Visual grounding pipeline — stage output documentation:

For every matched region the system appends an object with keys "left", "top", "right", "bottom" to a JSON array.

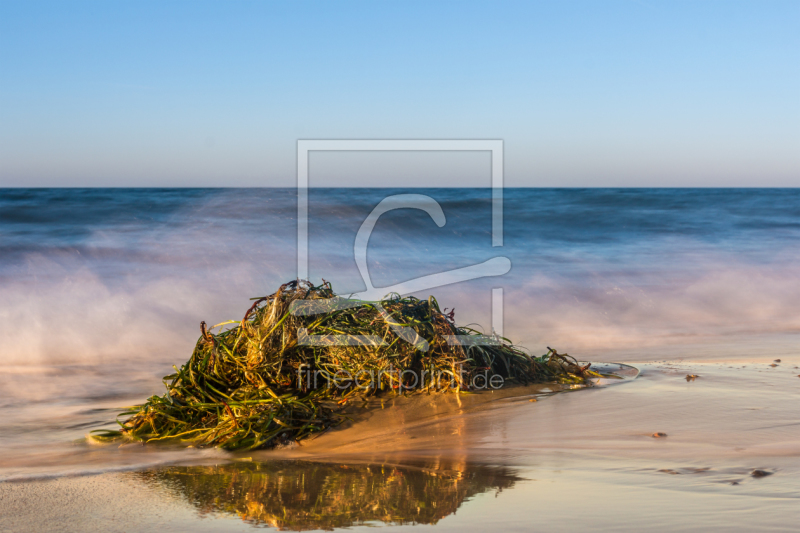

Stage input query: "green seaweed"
[{"left": 96, "top": 280, "right": 596, "bottom": 450}]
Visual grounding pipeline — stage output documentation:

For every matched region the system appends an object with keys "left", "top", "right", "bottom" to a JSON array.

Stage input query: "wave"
[{"left": 1, "top": 188, "right": 799, "bottom": 369}]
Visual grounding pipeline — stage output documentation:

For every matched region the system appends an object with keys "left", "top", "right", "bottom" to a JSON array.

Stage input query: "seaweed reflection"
[{"left": 133, "top": 460, "right": 521, "bottom": 530}]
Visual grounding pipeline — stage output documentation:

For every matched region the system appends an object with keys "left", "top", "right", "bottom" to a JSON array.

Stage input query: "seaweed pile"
[{"left": 93, "top": 280, "right": 596, "bottom": 450}]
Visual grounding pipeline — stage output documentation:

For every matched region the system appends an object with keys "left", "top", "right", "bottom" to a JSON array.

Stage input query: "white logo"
[{"left": 295, "top": 140, "right": 507, "bottom": 349}]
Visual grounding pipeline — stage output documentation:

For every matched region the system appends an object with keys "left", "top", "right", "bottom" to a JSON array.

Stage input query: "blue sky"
[{"left": 1, "top": 0, "right": 798, "bottom": 187}]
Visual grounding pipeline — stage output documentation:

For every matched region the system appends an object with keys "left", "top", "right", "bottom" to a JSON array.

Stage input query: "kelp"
[{"left": 92, "top": 280, "right": 597, "bottom": 450}]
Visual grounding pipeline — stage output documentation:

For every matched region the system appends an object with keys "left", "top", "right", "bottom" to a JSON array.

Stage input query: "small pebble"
[
  {"left": 774, "top": 359, "right": 781, "bottom": 363},
  {"left": 751, "top": 469, "right": 773, "bottom": 478},
  {"left": 769, "top": 364, "right": 778, "bottom": 367},
  {"left": 685, "top": 374, "right": 698, "bottom": 381},
  {"left": 652, "top": 432, "right": 667, "bottom": 438},
  {"left": 529, "top": 399, "right": 537, "bottom": 402}
]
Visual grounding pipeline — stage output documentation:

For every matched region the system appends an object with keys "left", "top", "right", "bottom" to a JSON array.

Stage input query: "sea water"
[{"left": 1, "top": 188, "right": 798, "bottom": 531}]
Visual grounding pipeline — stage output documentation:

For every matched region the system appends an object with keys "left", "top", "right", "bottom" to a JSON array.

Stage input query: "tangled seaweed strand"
[{"left": 93, "top": 280, "right": 596, "bottom": 450}]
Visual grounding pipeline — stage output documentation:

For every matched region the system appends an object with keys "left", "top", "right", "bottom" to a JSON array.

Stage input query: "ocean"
[{"left": 1, "top": 188, "right": 799, "bottom": 531}]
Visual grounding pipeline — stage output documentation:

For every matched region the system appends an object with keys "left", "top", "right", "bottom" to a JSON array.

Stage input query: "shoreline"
[{"left": 2, "top": 358, "right": 799, "bottom": 531}]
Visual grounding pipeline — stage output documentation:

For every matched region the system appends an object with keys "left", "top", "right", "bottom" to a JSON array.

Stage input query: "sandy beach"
[
  {"left": 2, "top": 189, "right": 800, "bottom": 531},
  {"left": 3, "top": 352, "right": 799, "bottom": 532}
]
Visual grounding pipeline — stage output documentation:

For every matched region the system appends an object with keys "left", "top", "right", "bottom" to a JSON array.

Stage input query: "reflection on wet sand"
[{"left": 132, "top": 460, "right": 521, "bottom": 530}]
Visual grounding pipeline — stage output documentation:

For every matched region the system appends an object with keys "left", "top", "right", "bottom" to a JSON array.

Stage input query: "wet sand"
[{"left": 2, "top": 356, "right": 799, "bottom": 532}]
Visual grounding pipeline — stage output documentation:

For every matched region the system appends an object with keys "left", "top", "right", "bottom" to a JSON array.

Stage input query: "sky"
[{"left": 0, "top": 0, "right": 798, "bottom": 187}]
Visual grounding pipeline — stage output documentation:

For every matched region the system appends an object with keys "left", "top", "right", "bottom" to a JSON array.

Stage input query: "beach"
[
  {"left": 2, "top": 357, "right": 799, "bottom": 532},
  {"left": 1, "top": 188, "right": 799, "bottom": 531}
]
